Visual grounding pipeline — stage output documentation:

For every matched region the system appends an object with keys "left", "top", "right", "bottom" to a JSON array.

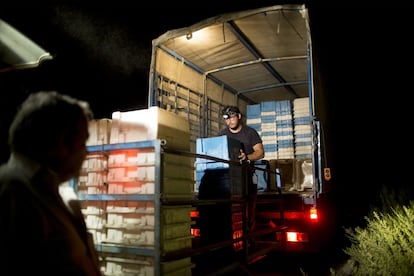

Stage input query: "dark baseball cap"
[{"left": 222, "top": 106, "right": 241, "bottom": 119}]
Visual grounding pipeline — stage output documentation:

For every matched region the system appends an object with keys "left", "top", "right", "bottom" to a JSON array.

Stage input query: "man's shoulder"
[{"left": 217, "top": 128, "right": 228, "bottom": 135}]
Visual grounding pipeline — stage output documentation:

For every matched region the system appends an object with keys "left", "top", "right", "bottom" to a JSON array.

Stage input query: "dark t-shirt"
[{"left": 218, "top": 125, "right": 262, "bottom": 155}]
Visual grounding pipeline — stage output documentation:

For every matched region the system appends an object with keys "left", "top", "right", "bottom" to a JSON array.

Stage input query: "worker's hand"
[{"left": 238, "top": 149, "right": 250, "bottom": 164}]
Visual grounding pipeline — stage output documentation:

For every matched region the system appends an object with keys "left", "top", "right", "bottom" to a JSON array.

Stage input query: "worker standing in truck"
[{"left": 218, "top": 105, "right": 265, "bottom": 238}]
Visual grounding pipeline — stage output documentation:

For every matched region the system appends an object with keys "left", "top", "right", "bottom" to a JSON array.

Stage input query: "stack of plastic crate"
[
  {"left": 293, "top": 97, "right": 312, "bottom": 159},
  {"left": 276, "top": 100, "right": 295, "bottom": 159},
  {"left": 260, "top": 101, "right": 278, "bottom": 160},
  {"left": 76, "top": 106, "right": 196, "bottom": 275},
  {"left": 246, "top": 103, "right": 262, "bottom": 136}
]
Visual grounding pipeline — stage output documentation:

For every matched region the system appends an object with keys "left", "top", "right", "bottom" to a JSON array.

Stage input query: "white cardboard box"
[{"left": 110, "top": 106, "right": 191, "bottom": 151}]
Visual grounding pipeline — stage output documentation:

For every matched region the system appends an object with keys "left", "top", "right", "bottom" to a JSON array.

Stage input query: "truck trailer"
[{"left": 146, "top": 3, "right": 336, "bottom": 270}]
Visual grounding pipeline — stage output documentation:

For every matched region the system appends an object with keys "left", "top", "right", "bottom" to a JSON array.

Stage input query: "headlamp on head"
[
  {"left": 222, "top": 106, "right": 241, "bottom": 119},
  {"left": 222, "top": 111, "right": 238, "bottom": 119}
]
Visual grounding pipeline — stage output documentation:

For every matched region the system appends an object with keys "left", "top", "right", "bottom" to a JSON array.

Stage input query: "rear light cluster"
[
  {"left": 190, "top": 210, "right": 200, "bottom": 237},
  {"left": 233, "top": 230, "right": 244, "bottom": 251},
  {"left": 190, "top": 210, "right": 245, "bottom": 251},
  {"left": 190, "top": 207, "right": 319, "bottom": 245},
  {"left": 287, "top": 231, "right": 309, "bottom": 242},
  {"left": 276, "top": 231, "right": 309, "bottom": 242}
]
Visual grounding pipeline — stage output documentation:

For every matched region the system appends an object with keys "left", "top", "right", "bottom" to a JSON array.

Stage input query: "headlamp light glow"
[{"left": 223, "top": 111, "right": 238, "bottom": 119}]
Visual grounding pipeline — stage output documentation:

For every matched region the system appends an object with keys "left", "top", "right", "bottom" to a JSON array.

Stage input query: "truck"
[
  {"left": 146, "top": 3, "right": 336, "bottom": 271},
  {"left": 0, "top": 4, "right": 337, "bottom": 274}
]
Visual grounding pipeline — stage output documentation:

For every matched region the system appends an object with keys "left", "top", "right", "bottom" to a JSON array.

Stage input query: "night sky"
[
  {"left": 0, "top": 2, "right": 364, "bottom": 117},
  {"left": 1, "top": 1, "right": 411, "bottom": 220}
]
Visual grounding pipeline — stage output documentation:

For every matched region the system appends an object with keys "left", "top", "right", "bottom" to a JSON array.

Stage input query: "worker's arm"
[
  {"left": 239, "top": 143, "right": 265, "bottom": 163},
  {"left": 248, "top": 142, "right": 264, "bottom": 161}
]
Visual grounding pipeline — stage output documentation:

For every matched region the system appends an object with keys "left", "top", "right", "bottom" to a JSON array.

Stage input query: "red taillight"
[
  {"left": 190, "top": 210, "right": 199, "bottom": 218},
  {"left": 233, "top": 230, "right": 244, "bottom": 251},
  {"left": 309, "top": 207, "right": 318, "bottom": 221},
  {"left": 191, "top": 228, "right": 200, "bottom": 236}
]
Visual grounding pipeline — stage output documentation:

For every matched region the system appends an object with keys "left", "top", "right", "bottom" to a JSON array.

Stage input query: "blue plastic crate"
[{"left": 195, "top": 136, "right": 243, "bottom": 195}]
